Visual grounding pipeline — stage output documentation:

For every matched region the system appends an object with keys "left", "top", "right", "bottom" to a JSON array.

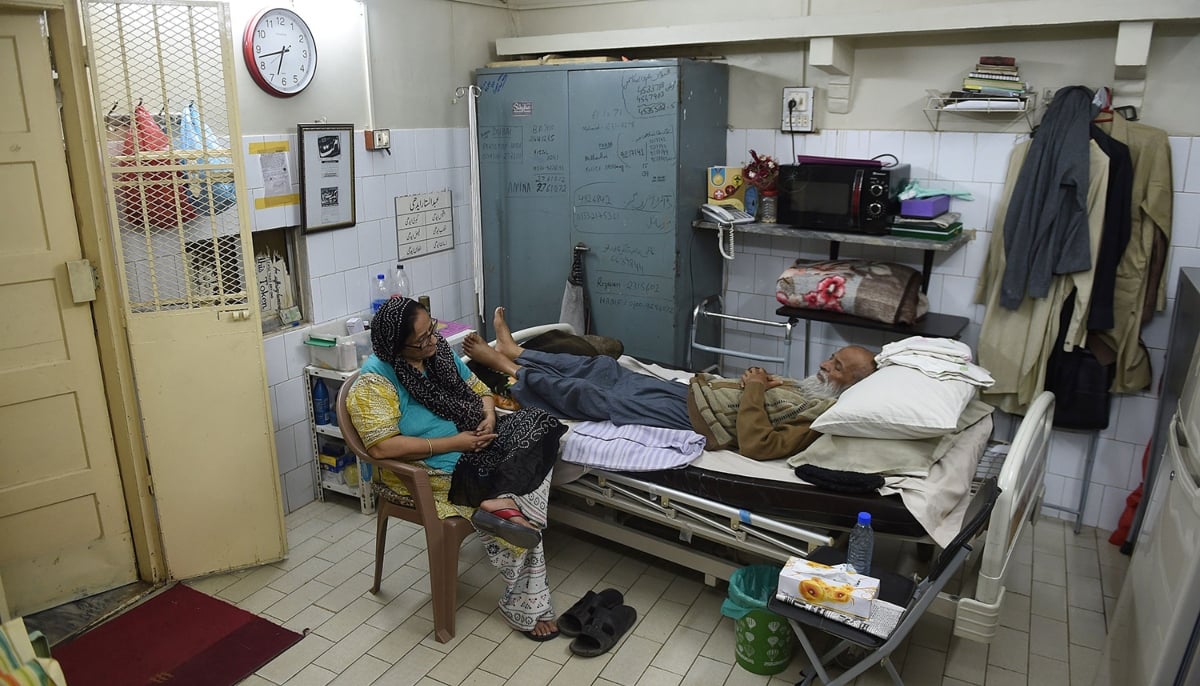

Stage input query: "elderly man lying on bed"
[{"left": 462, "top": 307, "right": 877, "bottom": 461}]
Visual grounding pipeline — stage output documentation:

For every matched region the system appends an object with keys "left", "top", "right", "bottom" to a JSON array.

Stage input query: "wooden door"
[{"left": 0, "top": 10, "right": 138, "bottom": 617}]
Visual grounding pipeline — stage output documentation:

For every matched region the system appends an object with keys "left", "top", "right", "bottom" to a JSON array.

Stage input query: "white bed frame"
[{"left": 497, "top": 324, "right": 1053, "bottom": 644}]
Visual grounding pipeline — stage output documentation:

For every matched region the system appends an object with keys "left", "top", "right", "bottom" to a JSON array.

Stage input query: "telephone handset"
[{"left": 701, "top": 203, "right": 754, "bottom": 225}]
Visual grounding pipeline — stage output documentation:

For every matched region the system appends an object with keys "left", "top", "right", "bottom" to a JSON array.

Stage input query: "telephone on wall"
[{"left": 701, "top": 203, "right": 754, "bottom": 225}]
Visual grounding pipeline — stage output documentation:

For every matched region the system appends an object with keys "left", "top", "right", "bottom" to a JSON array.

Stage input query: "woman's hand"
[
  {"left": 475, "top": 409, "right": 496, "bottom": 436},
  {"left": 457, "top": 430, "right": 497, "bottom": 452},
  {"left": 741, "top": 366, "right": 783, "bottom": 390}
]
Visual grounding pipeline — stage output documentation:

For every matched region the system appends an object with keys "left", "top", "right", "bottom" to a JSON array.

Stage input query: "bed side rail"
[{"left": 954, "top": 391, "right": 1054, "bottom": 642}]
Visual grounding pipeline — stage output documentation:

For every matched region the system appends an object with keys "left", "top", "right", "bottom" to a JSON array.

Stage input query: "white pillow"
[{"left": 810, "top": 364, "right": 976, "bottom": 439}]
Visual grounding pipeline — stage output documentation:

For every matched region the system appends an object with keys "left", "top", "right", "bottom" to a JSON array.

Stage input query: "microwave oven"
[{"left": 776, "top": 160, "right": 910, "bottom": 234}]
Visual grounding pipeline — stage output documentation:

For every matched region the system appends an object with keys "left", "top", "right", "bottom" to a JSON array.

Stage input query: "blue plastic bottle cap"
[{"left": 857, "top": 512, "right": 871, "bottom": 525}]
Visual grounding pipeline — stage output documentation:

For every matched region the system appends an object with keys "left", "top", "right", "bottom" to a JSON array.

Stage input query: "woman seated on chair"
[{"left": 345, "top": 297, "right": 566, "bottom": 641}]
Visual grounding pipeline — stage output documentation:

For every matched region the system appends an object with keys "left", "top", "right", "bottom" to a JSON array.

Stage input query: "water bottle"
[
  {"left": 392, "top": 263, "right": 411, "bottom": 300},
  {"left": 312, "top": 379, "right": 331, "bottom": 425},
  {"left": 846, "top": 511, "right": 874, "bottom": 575},
  {"left": 371, "top": 273, "right": 391, "bottom": 313}
]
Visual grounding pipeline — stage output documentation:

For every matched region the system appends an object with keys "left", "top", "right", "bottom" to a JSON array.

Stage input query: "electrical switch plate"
[
  {"left": 366, "top": 128, "right": 391, "bottom": 151},
  {"left": 781, "top": 86, "right": 815, "bottom": 133}
]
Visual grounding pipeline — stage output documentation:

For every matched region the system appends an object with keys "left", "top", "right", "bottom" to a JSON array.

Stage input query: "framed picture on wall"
[{"left": 298, "top": 123, "right": 356, "bottom": 232}]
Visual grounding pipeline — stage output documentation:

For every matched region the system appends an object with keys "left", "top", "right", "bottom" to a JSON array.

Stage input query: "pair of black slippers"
[{"left": 559, "top": 588, "right": 637, "bottom": 657}]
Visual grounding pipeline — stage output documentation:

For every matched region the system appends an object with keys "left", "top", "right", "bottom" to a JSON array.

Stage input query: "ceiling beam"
[{"left": 495, "top": 0, "right": 1200, "bottom": 55}]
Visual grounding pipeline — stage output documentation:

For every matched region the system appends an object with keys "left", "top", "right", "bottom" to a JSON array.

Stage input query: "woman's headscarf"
[{"left": 370, "top": 297, "right": 483, "bottom": 431}]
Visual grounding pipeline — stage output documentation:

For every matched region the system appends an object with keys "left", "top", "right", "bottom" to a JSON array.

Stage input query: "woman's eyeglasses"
[{"left": 404, "top": 319, "right": 439, "bottom": 349}]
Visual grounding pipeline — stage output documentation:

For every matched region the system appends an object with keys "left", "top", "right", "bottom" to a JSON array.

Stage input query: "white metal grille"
[{"left": 86, "top": 0, "right": 246, "bottom": 312}]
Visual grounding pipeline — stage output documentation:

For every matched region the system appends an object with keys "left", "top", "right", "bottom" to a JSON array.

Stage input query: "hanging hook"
[
  {"left": 108, "top": 101, "right": 118, "bottom": 116},
  {"left": 159, "top": 100, "right": 167, "bottom": 116},
  {"left": 136, "top": 97, "right": 143, "bottom": 108}
]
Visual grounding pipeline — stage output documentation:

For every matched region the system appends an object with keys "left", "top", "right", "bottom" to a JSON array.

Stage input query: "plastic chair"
[
  {"left": 767, "top": 477, "right": 1001, "bottom": 686},
  {"left": 335, "top": 372, "right": 476, "bottom": 643}
]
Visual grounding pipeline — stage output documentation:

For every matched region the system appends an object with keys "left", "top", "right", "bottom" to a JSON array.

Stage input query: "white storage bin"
[{"left": 306, "top": 317, "right": 372, "bottom": 371}]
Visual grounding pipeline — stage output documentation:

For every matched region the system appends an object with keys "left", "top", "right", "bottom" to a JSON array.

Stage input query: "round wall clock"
[{"left": 242, "top": 7, "right": 317, "bottom": 97}]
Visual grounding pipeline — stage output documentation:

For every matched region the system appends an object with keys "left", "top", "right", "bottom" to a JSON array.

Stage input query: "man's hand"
[{"left": 741, "top": 366, "right": 783, "bottom": 390}]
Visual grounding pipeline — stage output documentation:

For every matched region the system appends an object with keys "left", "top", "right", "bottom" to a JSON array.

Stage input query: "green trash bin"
[{"left": 721, "top": 564, "right": 794, "bottom": 675}]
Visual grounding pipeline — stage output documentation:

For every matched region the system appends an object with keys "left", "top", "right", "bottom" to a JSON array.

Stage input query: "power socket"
[
  {"left": 365, "top": 128, "right": 391, "bottom": 151},
  {"left": 781, "top": 86, "right": 814, "bottom": 133}
]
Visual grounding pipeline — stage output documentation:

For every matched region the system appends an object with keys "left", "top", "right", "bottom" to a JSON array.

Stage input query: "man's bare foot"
[
  {"left": 479, "top": 497, "right": 537, "bottom": 531},
  {"left": 493, "top": 307, "right": 523, "bottom": 360},
  {"left": 463, "top": 333, "right": 521, "bottom": 378}
]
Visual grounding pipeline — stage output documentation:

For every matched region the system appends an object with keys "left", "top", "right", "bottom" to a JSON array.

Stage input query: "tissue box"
[
  {"left": 707, "top": 166, "right": 748, "bottom": 211},
  {"left": 899, "top": 194, "right": 950, "bottom": 219},
  {"left": 777, "top": 556, "right": 879, "bottom": 619}
]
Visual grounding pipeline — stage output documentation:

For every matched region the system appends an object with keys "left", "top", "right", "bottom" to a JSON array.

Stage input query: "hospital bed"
[{"left": 496, "top": 323, "right": 1053, "bottom": 644}]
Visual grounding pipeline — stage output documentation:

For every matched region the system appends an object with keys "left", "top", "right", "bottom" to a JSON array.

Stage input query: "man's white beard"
[{"left": 797, "top": 372, "right": 844, "bottom": 400}]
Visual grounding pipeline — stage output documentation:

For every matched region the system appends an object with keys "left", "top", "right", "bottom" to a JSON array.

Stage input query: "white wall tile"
[
  {"left": 412, "top": 129, "right": 436, "bottom": 170},
  {"left": 972, "top": 133, "right": 1018, "bottom": 183},
  {"left": 291, "top": 422, "right": 313, "bottom": 472},
  {"left": 940, "top": 274, "right": 977, "bottom": 318},
  {"left": 934, "top": 132, "right": 976, "bottom": 182},
  {"left": 806, "top": 130, "right": 837, "bottom": 158},
  {"left": 868, "top": 131, "right": 905, "bottom": 162},
  {"left": 743, "top": 129, "right": 775, "bottom": 164},
  {"left": 283, "top": 465, "right": 316, "bottom": 514},
  {"left": 268, "top": 384, "right": 279, "bottom": 432},
  {"left": 264, "top": 332, "right": 289, "bottom": 387},
  {"left": 343, "top": 267, "right": 370, "bottom": 315},
  {"left": 353, "top": 130, "right": 373, "bottom": 178},
  {"left": 254, "top": 187, "right": 286, "bottom": 232},
  {"left": 902, "top": 131, "right": 936, "bottom": 181},
  {"left": 1166, "top": 246, "right": 1200, "bottom": 300},
  {"left": 332, "top": 226, "right": 360, "bottom": 272},
  {"left": 275, "top": 376, "right": 308, "bottom": 429},
  {"left": 308, "top": 278, "right": 325, "bottom": 326},
  {"left": 357, "top": 218, "right": 383, "bottom": 266},
  {"left": 243, "top": 135, "right": 266, "bottom": 188},
  {"left": 450, "top": 128, "right": 470, "bottom": 168},
  {"left": 391, "top": 129, "right": 416, "bottom": 173},
  {"left": 406, "top": 171, "right": 429, "bottom": 195},
  {"left": 1048, "top": 430, "right": 1090, "bottom": 477},
  {"left": 950, "top": 181, "right": 993, "bottom": 232},
  {"left": 724, "top": 129, "right": 747, "bottom": 167},
  {"left": 841, "top": 131, "right": 871, "bottom": 160},
  {"left": 1168, "top": 136, "right": 1191, "bottom": 193},
  {"left": 774, "top": 131, "right": 803, "bottom": 164},
  {"left": 283, "top": 187, "right": 301, "bottom": 228},
  {"left": 307, "top": 230, "right": 336, "bottom": 278},
  {"left": 1172, "top": 192, "right": 1200, "bottom": 248},
  {"left": 1186, "top": 139, "right": 1200, "bottom": 194},
  {"left": 319, "top": 273, "right": 349, "bottom": 320},
  {"left": 432, "top": 128, "right": 454, "bottom": 169},
  {"left": 275, "top": 424, "right": 301, "bottom": 473},
  {"left": 283, "top": 327, "right": 311, "bottom": 378},
  {"left": 1042, "top": 473, "right": 1068, "bottom": 511},
  {"left": 1095, "top": 484, "right": 1129, "bottom": 532}
]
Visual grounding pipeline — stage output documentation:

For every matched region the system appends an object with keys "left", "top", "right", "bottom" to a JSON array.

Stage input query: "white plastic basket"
[{"left": 306, "top": 317, "right": 371, "bottom": 371}]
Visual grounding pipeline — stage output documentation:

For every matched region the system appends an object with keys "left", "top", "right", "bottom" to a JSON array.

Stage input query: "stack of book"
[
  {"left": 890, "top": 211, "right": 963, "bottom": 241},
  {"left": 956, "top": 55, "right": 1028, "bottom": 100}
]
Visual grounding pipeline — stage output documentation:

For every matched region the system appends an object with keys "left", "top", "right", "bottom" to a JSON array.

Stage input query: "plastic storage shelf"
[{"left": 305, "top": 365, "right": 375, "bottom": 514}]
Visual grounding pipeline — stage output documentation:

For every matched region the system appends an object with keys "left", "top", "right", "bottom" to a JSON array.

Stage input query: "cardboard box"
[
  {"left": 708, "top": 166, "right": 748, "bottom": 211},
  {"left": 777, "top": 556, "right": 879, "bottom": 619}
]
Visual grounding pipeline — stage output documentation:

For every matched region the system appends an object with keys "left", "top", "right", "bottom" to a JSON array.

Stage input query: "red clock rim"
[{"left": 242, "top": 6, "right": 316, "bottom": 98}]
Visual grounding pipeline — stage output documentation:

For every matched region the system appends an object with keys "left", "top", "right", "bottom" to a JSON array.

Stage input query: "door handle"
[
  {"left": 219, "top": 308, "right": 252, "bottom": 322},
  {"left": 66, "top": 259, "right": 97, "bottom": 303}
]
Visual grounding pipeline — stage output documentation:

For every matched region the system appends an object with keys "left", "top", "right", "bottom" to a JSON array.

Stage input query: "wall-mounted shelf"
[{"left": 922, "top": 90, "right": 1038, "bottom": 132}]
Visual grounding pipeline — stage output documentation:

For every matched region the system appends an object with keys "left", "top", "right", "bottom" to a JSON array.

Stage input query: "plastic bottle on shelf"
[
  {"left": 312, "top": 378, "right": 331, "bottom": 425},
  {"left": 392, "top": 263, "right": 411, "bottom": 300},
  {"left": 370, "top": 272, "right": 391, "bottom": 313},
  {"left": 846, "top": 511, "right": 874, "bottom": 575}
]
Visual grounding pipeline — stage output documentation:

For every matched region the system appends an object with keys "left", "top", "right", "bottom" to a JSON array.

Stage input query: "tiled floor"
[{"left": 186, "top": 495, "right": 1129, "bottom": 686}]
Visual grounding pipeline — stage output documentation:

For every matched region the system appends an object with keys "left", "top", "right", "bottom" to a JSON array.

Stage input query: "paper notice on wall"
[{"left": 260, "top": 152, "right": 292, "bottom": 198}]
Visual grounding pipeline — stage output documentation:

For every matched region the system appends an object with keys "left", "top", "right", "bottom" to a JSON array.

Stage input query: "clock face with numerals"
[{"left": 242, "top": 7, "right": 317, "bottom": 97}]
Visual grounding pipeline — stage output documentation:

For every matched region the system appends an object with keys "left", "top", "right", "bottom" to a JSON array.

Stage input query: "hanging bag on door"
[
  {"left": 116, "top": 104, "right": 197, "bottom": 229},
  {"left": 176, "top": 102, "right": 237, "bottom": 216}
]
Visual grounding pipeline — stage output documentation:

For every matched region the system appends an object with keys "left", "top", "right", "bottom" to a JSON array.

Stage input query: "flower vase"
[{"left": 759, "top": 189, "right": 778, "bottom": 224}]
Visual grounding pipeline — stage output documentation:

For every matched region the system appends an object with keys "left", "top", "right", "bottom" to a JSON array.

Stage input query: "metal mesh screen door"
[{"left": 85, "top": 0, "right": 246, "bottom": 313}]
